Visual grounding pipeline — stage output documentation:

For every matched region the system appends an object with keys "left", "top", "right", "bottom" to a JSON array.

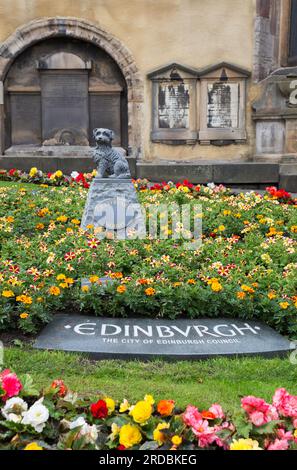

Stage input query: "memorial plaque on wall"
[
  {"left": 41, "top": 72, "right": 89, "bottom": 144},
  {"left": 10, "top": 93, "right": 41, "bottom": 145},
  {"left": 89, "top": 93, "right": 121, "bottom": 145},
  {"left": 207, "top": 82, "right": 239, "bottom": 128},
  {"left": 158, "top": 81, "right": 190, "bottom": 129}
]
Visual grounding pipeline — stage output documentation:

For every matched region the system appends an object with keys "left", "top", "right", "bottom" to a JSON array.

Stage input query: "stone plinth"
[{"left": 81, "top": 177, "right": 145, "bottom": 239}]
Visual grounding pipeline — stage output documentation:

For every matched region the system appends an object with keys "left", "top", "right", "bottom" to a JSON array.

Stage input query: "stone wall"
[
  {"left": 0, "top": 0, "right": 255, "bottom": 162},
  {"left": 253, "top": 0, "right": 281, "bottom": 82}
]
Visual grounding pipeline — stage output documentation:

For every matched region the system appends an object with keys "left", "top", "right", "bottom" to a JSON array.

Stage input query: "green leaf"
[
  {"left": 20, "top": 374, "right": 39, "bottom": 397},
  {"left": 253, "top": 420, "right": 283, "bottom": 436},
  {"left": 139, "top": 441, "right": 159, "bottom": 450}
]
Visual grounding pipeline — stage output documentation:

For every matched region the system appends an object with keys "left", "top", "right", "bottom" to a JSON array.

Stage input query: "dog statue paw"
[{"left": 92, "top": 128, "right": 131, "bottom": 179}]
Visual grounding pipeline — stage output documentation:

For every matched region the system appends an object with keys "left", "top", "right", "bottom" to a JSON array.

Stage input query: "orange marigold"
[
  {"left": 145, "top": 287, "right": 156, "bottom": 296},
  {"left": 117, "top": 285, "right": 126, "bottom": 294}
]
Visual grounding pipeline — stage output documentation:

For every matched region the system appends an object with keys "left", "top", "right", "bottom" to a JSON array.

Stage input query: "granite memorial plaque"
[
  {"left": 41, "top": 71, "right": 89, "bottom": 144},
  {"left": 89, "top": 94, "right": 121, "bottom": 146},
  {"left": 10, "top": 93, "right": 41, "bottom": 145},
  {"left": 207, "top": 82, "right": 239, "bottom": 129},
  {"left": 34, "top": 315, "right": 294, "bottom": 360},
  {"left": 158, "top": 82, "right": 190, "bottom": 129}
]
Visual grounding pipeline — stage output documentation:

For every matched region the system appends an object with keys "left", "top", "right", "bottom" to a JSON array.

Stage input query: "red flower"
[
  {"left": 150, "top": 183, "right": 163, "bottom": 191},
  {"left": 51, "top": 379, "right": 68, "bottom": 397},
  {"left": 8, "top": 169, "right": 17, "bottom": 177},
  {"left": 117, "top": 445, "right": 126, "bottom": 450},
  {"left": 201, "top": 410, "right": 216, "bottom": 420},
  {"left": 90, "top": 399, "right": 108, "bottom": 419},
  {"left": 0, "top": 369, "right": 22, "bottom": 401},
  {"left": 64, "top": 252, "right": 76, "bottom": 261}
]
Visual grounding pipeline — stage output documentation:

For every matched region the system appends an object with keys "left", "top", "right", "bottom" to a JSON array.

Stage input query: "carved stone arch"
[{"left": 0, "top": 17, "right": 144, "bottom": 156}]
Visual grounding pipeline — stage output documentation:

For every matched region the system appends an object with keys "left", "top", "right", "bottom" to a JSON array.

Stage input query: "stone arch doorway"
[{"left": 0, "top": 17, "right": 143, "bottom": 160}]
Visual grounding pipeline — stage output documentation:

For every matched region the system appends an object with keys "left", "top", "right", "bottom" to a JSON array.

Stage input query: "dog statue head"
[{"left": 93, "top": 128, "right": 115, "bottom": 146}]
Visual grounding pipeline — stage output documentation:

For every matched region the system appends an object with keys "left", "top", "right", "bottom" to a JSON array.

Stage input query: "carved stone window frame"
[
  {"left": 148, "top": 63, "right": 199, "bottom": 144},
  {"left": 198, "top": 63, "right": 250, "bottom": 145}
]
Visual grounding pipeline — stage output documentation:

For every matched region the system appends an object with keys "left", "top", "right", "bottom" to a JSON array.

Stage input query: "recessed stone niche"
[{"left": 4, "top": 37, "right": 127, "bottom": 150}]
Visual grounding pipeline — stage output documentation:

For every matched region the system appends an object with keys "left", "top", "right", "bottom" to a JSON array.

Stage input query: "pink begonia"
[
  {"left": 192, "top": 419, "right": 217, "bottom": 448},
  {"left": 250, "top": 411, "right": 266, "bottom": 427},
  {"left": 0, "top": 369, "right": 22, "bottom": 401},
  {"left": 241, "top": 395, "right": 278, "bottom": 426},
  {"left": 183, "top": 405, "right": 202, "bottom": 428},
  {"left": 209, "top": 403, "right": 225, "bottom": 419},
  {"left": 273, "top": 388, "right": 297, "bottom": 418},
  {"left": 267, "top": 439, "right": 290, "bottom": 451},
  {"left": 241, "top": 396, "right": 270, "bottom": 414},
  {"left": 277, "top": 429, "right": 293, "bottom": 441}
]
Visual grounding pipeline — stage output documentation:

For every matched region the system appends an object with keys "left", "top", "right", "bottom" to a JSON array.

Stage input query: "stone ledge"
[
  {"left": 1, "top": 157, "right": 296, "bottom": 191},
  {"left": 137, "top": 162, "right": 280, "bottom": 186}
]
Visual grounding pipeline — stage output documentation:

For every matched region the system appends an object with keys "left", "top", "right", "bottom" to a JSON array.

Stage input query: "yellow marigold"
[
  {"left": 2, "top": 290, "right": 15, "bottom": 298},
  {"left": 36, "top": 223, "right": 44, "bottom": 230},
  {"left": 16, "top": 295, "right": 32, "bottom": 305},
  {"left": 145, "top": 287, "right": 156, "bottom": 296},
  {"left": 20, "top": 313, "right": 29, "bottom": 319},
  {"left": 290, "top": 225, "right": 297, "bottom": 233},
  {"left": 268, "top": 291, "right": 277, "bottom": 300},
  {"left": 105, "top": 397, "right": 115, "bottom": 414},
  {"left": 241, "top": 285, "right": 255, "bottom": 294},
  {"left": 49, "top": 286, "right": 61, "bottom": 296},
  {"left": 56, "top": 274, "right": 66, "bottom": 281},
  {"left": 110, "top": 272, "right": 123, "bottom": 279},
  {"left": 172, "top": 435, "right": 182, "bottom": 446},
  {"left": 56, "top": 215, "right": 68, "bottom": 223},
  {"left": 153, "top": 422, "right": 170, "bottom": 445},
  {"left": 280, "top": 302, "right": 290, "bottom": 310},
  {"left": 89, "top": 275, "right": 99, "bottom": 284},
  {"left": 173, "top": 282, "right": 182, "bottom": 287},
  {"left": 211, "top": 281, "right": 223, "bottom": 292},
  {"left": 71, "top": 219, "right": 80, "bottom": 225},
  {"left": 6, "top": 216, "right": 14, "bottom": 223},
  {"left": 55, "top": 170, "right": 63, "bottom": 178},
  {"left": 24, "top": 442, "right": 43, "bottom": 451},
  {"left": 230, "top": 438, "right": 262, "bottom": 451},
  {"left": 237, "top": 291, "right": 246, "bottom": 300},
  {"left": 119, "top": 424, "right": 142, "bottom": 449},
  {"left": 218, "top": 225, "right": 225, "bottom": 232},
  {"left": 130, "top": 400, "right": 152, "bottom": 424},
  {"left": 187, "top": 279, "right": 196, "bottom": 285},
  {"left": 81, "top": 285, "right": 89, "bottom": 293},
  {"left": 117, "top": 285, "right": 126, "bottom": 294}
]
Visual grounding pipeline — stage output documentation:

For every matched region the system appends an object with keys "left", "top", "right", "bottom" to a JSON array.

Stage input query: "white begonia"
[
  {"left": 69, "top": 416, "right": 98, "bottom": 444},
  {"left": 71, "top": 171, "right": 79, "bottom": 180},
  {"left": 21, "top": 397, "right": 49, "bottom": 433},
  {"left": 2, "top": 397, "right": 28, "bottom": 423}
]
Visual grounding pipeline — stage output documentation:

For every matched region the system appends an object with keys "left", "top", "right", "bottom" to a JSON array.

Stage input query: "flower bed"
[
  {"left": 0, "top": 169, "right": 296, "bottom": 336},
  {"left": 1, "top": 369, "right": 297, "bottom": 450}
]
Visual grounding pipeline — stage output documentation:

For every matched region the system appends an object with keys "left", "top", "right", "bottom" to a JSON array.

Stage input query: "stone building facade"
[{"left": 0, "top": 0, "right": 296, "bottom": 190}]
